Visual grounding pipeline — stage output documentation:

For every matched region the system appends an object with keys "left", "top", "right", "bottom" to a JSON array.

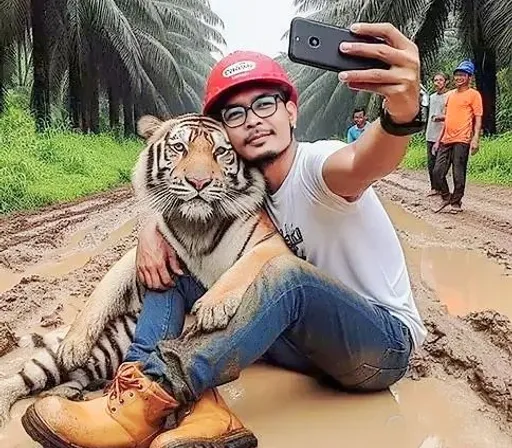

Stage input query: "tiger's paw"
[
  {"left": 191, "top": 295, "right": 241, "bottom": 332},
  {"left": 40, "top": 383, "right": 84, "bottom": 401},
  {"left": 56, "top": 335, "right": 93, "bottom": 371}
]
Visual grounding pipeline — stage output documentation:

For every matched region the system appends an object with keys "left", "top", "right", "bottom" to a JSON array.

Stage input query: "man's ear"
[
  {"left": 285, "top": 101, "right": 298, "bottom": 128},
  {"left": 137, "top": 115, "right": 163, "bottom": 140}
]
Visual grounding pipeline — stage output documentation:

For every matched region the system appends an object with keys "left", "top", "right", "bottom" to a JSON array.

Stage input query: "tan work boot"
[
  {"left": 22, "top": 362, "right": 179, "bottom": 448},
  {"left": 150, "top": 388, "right": 257, "bottom": 448}
]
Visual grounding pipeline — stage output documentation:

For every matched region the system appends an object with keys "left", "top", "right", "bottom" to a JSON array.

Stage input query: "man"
[
  {"left": 432, "top": 60, "right": 483, "bottom": 213},
  {"left": 347, "top": 107, "right": 370, "bottom": 142},
  {"left": 425, "top": 72, "right": 450, "bottom": 196},
  {"left": 25, "top": 23, "right": 427, "bottom": 448}
]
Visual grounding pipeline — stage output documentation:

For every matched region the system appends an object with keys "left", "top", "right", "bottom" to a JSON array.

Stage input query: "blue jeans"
[
  {"left": 129, "top": 255, "right": 412, "bottom": 404},
  {"left": 124, "top": 276, "right": 206, "bottom": 363}
]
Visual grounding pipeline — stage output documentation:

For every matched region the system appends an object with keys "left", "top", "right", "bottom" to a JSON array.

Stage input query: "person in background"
[
  {"left": 432, "top": 60, "right": 483, "bottom": 213},
  {"left": 347, "top": 107, "right": 370, "bottom": 143},
  {"left": 425, "top": 72, "right": 451, "bottom": 196}
]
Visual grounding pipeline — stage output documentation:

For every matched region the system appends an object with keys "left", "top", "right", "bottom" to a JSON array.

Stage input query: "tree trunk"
[
  {"left": 68, "top": 50, "right": 81, "bottom": 130},
  {"left": 134, "top": 101, "right": 143, "bottom": 124},
  {"left": 123, "top": 94, "right": 135, "bottom": 137},
  {"left": 89, "top": 58, "right": 100, "bottom": 134},
  {"left": 17, "top": 41, "right": 23, "bottom": 87},
  {"left": 473, "top": 17, "right": 497, "bottom": 136},
  {"left": 31, "top": 0, "right": 51, "bottom": 131},
  {"left": 474, "top": 48, "right": 497, "bottom": 136},
  {"left": 108, "top": 86, "right": 121, "bottom": 130},
  {"left": 80, "top": 68, "right": 90, "bottom": 133},
  {"left": 0, "top": 47, "right": 5, "bottom": 115},
  {"left": 22, "top": 29, "right": 31, "bottom": 87}
]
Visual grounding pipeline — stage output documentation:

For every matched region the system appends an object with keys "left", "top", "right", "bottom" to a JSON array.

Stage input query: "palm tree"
[
  {"left": 143, "top": 0, "right": 224, "bottom": 114},
  {"left": 290, "top": 0, "right": 511, "bottom": 137},
  {"left": 1, "top": 0, "right": 224, "bottom": 134},
  {"left": 0, "top": 0, "right": 30, "bottom": 113}
]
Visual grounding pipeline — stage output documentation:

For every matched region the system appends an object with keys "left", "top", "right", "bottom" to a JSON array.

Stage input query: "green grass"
[
  {"left": 2, "top": 95, "right": 511, "bottom": 215},
  {"left": 0, "top": 101, "right": 141, "bottom": 215},
  {"left": 403, "top": 132, "right": 512, "bottom": 186}
]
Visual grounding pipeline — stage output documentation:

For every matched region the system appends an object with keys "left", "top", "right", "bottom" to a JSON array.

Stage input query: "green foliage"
[
  {"left": 0, "top": 99, "right": 141, "bottom": 215},
  {"left": 403, "top": 133, "right": 512, "bottom": 186},
  {"left": 497, "top": 68, "right": 512, "bottom": 133}
]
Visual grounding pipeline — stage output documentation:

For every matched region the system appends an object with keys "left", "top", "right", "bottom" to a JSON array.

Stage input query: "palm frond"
[
  {"left": 116, "top": 0, "right": 164, "bottom": 36},
  {"left": 455, "top": 0, "right": 481, "bottom": 54},
  {"left": 154, "top": 0, "right": 224, "bottom": 28},
  {"left": 320, "top": 82, "right": 356, "bottom": 131},
  {"left": 135, "top": 28, "right": 185, "bottom": 93},
  {"left": 297, "top": 71, "right": 337, "bottom": 133},
  {"left": 165, "top": 31, "right": 222, "bottom": 55},
  {"left": 480, "top": 0, "right": 512, "bottom": 65},
  {"left": 154, "top": 2, "right": 226, "bottom": 45},
  {"left": 80, "top": 0, "right": 145, "bottom": 90},
  {"left": 293, "top": 0, "right": 330, "bottom": 13},
  {"left": 298, "top": 69, "right": 332, "bottom": 106},
  {"left": 0, "top": 0, "right": 30, "bottom": 46},
  {"left": 413, "top": 0, "right": 452, "bottom": 74}
]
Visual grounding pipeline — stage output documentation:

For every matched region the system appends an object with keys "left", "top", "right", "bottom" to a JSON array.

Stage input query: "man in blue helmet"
[{"left": 432, "top": 60, "right": 483, "bottom": 213}]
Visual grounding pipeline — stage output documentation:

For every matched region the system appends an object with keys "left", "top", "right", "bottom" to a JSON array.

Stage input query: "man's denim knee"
[{"left": 124, "top": 276, "right": 205, "bottom": 363}]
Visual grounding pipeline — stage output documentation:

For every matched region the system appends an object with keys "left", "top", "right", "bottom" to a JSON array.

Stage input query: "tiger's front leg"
[
  {"left": 191, "top": 234, "right": 291, "bottom": 332},
  {"left": 57, "top": 248, "right": 139, "bottom": 370}
]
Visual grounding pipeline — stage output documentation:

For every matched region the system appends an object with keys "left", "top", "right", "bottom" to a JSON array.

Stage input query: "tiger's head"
[{"left": 133, "top": 114, "right": 266, "bottom": 225}]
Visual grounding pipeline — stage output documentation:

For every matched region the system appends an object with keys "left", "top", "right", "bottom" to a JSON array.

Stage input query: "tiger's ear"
[{"left": 137, "top": 115, "right": 163, "bottom": 140}]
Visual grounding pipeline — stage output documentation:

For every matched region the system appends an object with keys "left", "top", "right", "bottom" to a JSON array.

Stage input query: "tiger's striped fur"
[
  {"left": 0, "top": 313, "right": 137, "bottom": 427},
  {"left": 0, "top": 113, "right": 293, "bottom": 427}
]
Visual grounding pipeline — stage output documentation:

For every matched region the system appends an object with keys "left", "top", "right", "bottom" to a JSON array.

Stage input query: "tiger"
[{"left": 0, "top": 113, "right": 294, "bottom": 428}]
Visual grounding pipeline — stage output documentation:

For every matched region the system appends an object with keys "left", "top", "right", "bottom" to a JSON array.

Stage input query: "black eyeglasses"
[{"left": 220, "top": 94, "right": 284, "bottom": 128}]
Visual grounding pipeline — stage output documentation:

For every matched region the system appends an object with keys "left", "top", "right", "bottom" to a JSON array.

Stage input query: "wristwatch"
[{"left": 379, "top": 84, "right": 430, "bottom": 136}]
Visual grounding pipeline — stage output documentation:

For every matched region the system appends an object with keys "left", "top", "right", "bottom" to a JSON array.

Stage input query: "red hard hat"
[{"left": 202, "top": 51, "right": 298, "bottom": 115}]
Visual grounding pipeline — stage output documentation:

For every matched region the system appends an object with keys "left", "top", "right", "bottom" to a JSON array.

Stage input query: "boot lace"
[{"left": 106, "top": 363, "right": 144, "bottom": 406}]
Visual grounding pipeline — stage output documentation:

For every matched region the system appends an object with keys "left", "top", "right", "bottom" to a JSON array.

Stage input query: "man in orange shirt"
[{"left": 432, "top": 60, "right": 483, "bottom": 213}]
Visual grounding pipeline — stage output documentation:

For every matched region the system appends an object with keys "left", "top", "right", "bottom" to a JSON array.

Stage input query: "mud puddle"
[
  {"left": 0, "top": 218, "right": 136, "bottom": 295},
  {"left": 384, "top": 200, "right": 512, "bottom": 319},
  {"left": 2, "top": 365, "right": 510, "bottom": 448},
  {"left": 225, "top": 365, "right": 510, "bottom": 448}
]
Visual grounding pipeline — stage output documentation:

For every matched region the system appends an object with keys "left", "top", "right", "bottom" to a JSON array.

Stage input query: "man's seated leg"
[
  {"left": 22, "top": 255, "right": 413, "bottom": 448},
  {"left": 147, "top": 255, "right": 413, "bottom": 447},
  {"left": 124, "top": 276, "right": 206, "bottom": 364}
]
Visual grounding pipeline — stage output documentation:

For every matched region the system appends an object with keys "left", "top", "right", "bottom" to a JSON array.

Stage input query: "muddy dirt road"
[{"left": 1, "top": 170, "right": 512, "bottom": 447}]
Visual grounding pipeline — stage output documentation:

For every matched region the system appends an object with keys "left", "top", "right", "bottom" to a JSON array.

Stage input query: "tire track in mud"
[
  {"left": 0, "top": 187, "right": 133, "bottom": 254},
  {"left": 0, "top": 187, "right": 139, "bottom": 332}
]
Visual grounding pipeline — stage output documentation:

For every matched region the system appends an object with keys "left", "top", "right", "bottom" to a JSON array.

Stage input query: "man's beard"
[{"left": 247, "top": 149, "right": 283, "bottom": 169}]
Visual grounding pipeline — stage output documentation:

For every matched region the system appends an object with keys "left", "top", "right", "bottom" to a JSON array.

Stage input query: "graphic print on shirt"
[{"left": 280, "top": 223, "right": 306, "bottom": 260}]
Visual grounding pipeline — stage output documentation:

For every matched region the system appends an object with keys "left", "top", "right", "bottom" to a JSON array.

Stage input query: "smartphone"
[{"left": 288, "top": 17, "right": 390, "bottom": 72}]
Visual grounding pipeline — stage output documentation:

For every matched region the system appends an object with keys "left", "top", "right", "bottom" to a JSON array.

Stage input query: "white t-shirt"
[{"left": 264, "top": 140, "right": 427, "bottom": 349}]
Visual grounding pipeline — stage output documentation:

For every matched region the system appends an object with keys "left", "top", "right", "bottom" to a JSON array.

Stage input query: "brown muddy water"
[
  {"left": 1, "top": 202, "right": 512, "bottom": 447},
  {"left": 2, "top": 364, "right": 510, "bottom": 448},
  {"left": 384, "top": 200, "right": 512, "bottom": 319}
]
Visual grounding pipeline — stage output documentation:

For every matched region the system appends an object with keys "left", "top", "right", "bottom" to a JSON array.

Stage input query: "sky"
[{"left": 208, "top": 0, "right": 301, "bottom": 58}]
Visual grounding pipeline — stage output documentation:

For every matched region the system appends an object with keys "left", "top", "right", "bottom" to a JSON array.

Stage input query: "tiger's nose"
[{"left": 186, "top": 176, "right": 212, "bottom": 191}]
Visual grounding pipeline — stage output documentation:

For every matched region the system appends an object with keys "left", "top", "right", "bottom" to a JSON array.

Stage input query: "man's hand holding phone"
[{"left": 338, "top": 23, "right": 420, "bottom": 124}]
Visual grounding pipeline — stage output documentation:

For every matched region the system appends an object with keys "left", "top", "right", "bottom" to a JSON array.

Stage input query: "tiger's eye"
[
  {"left": 173, "top": 142, "right": 186, "bottom": 152},
  {"left": 215, "top": 146, "right": 229, "bottom": 157}
]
